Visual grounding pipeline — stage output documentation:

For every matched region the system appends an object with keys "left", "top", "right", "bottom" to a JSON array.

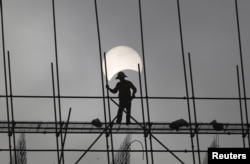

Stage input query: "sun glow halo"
[{"left": 103, "top": 46, "right": 143, "bottom": 81}]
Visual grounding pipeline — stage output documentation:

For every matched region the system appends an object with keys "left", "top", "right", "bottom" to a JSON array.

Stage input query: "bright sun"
[{"left": 102, "top": 46, "right": 143, "bottom": 81}]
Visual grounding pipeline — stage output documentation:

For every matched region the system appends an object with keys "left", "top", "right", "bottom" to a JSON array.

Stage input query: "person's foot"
[{"left": 126, "top": 122, "right": 131, "bottom": 126}]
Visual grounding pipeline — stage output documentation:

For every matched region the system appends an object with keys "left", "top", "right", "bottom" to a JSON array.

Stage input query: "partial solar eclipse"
[{"left": 103, "top": 46, "right": 143, "bottom": 81}]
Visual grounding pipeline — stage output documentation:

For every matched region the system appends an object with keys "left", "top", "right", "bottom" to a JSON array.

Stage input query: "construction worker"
[{"left": 106, "top": 71, "right": 137, "bottom": 125}]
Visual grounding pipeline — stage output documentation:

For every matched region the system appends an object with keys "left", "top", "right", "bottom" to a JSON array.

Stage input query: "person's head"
[{"left": 115, "top": 71, "right": 127, "bottom": 80}]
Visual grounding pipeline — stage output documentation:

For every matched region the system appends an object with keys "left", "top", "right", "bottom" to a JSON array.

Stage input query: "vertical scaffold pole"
[
  {"left": 7, "top": 52, "right": 17, "bottom": 164},
  {"left": 94, "top": 0, "right": 111, "bottom": 163},
  {"left": 138, "top": 64, "right": 149, "bottom": 164},
  {"left": 51, "top": 63, "right": 60, "bottom": 164},
  {"left": 188, "top": 53, "right": 201, "bottom": 164},
  {"left": 236, "top": 65, "right": 246, "bottom": 147},
  {"left": 234, "top": 0, "right": 250, "bottom": 147},
  {"left": 138, "top": 0, "right": 154, "bottom": 163},
  {"left": 104, "top": 52, "right": 115, "bottom": 163},
  {"left": 176, "top": 0, "right": 196, "bottom": 163},
  {"left": 51, "top": 0, "right": 65, "bottom": 163},
  {"left": 0, "top": 0, "right": 13, "bottom": 162}
]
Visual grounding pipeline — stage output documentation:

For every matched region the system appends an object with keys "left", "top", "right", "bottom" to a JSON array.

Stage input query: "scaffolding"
[{"left": 0, "top": 0, "right": 249, "bottom": 164}]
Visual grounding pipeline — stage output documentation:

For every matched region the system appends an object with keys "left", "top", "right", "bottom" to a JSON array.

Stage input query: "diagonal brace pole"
[
  {"left": 75, "top": 117, "right": 117, "bottom": 164},
  {"left": 109, "top": 98, "right": 185, "bottom": 164},
  {"left": 59, "top": 108, "right": 72, "bottom": 163}
]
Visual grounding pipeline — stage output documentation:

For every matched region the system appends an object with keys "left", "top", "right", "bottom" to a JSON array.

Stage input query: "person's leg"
[
  {"left": 126, "top": 102, "right": 131, "bottom": 125},
  {"left": 116, "top": 102, "right": 125, "bottom": 123},
  {"left": 116, "top": 107, "right": 123, "bottom": 123}
]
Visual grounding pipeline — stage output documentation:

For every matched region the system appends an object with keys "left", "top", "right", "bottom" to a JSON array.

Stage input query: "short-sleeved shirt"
[{"left": 114, "top": 80, "right": 136, "bottom": 102}]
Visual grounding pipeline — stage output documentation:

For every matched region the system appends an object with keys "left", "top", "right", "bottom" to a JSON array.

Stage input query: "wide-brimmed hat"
[{"left": 116, "top": 71, "right": 127, "bottom": 79}]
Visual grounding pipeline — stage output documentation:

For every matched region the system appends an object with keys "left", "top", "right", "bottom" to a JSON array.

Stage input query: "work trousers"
[{"left": 116, "top": 101, "right": 131, "bottom": 124}]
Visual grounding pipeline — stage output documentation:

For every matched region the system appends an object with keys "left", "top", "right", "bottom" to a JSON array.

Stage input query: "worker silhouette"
[{"left": 106, "top": 71, "right": 137, "bottom": 125}]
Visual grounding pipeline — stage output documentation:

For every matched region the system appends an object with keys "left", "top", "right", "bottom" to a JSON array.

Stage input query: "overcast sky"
[{"left": 0, "top": 0, "right": 250, "bottom": 163}]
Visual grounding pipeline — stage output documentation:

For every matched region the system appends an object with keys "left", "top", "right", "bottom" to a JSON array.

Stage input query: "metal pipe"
[
  {"left": 75, "top": 118, "right": 117, "bottom": 164},
  {"left": 188, "top": 53, "right": 201, "bottom": 164},
  {"left": 176, "top": 0, "right": 196, "bottom": 163},
  {"left": 138, "top": 64, "right": 149, "bottom": 164},
  {"left": 234, "top": 0, "right": 250, "bottom": 147},
  {"left": 138, "top": 0, "right": 155, "bottom": 162},
  {"left": 52, "top": 0, "right": 65, "bottom": 162},
  {"left": 1, "top": 94, "right": 250, "bottom": 100},
  {"left": 151, "top": 135, "right": 185, "bottom": 164},
  {"left": 7, "top": 52, "right": 17, "bottom": 164},
  {"left": 94, "top": 0, "right": 112, "bottom": 163},
  {"left": 236, "top": 65, "right": 246, "bottom": 147},
  {"left": 0, "top": 0, "right": 12, "bottom": 162},
  {"left": 59, "top": 108, "right": 72, "bottom": 163},
  {"left": 51, "top": 63, "right": 60, "bottom": 164},
  {"left": 104, "top": 52, "right": 115, "bottom": 163},
  {"left": 0, "top": 148, "right": 210, "bottom": 153},
  {"left": 110, "top": 98, "right": 184, "bottom": 163}
]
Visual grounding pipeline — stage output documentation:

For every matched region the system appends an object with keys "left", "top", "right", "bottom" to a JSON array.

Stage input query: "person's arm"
[
  {"left": 130, "top": 83, "right": 137, "bottom": 98},
  {"left": 106, "top": 84, "right": 118, "bottom": 94}
]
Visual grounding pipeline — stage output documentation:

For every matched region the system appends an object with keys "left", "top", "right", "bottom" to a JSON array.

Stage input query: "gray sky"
[{"left": 0, "top": 0, "right": 250, "bottom": 163}]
